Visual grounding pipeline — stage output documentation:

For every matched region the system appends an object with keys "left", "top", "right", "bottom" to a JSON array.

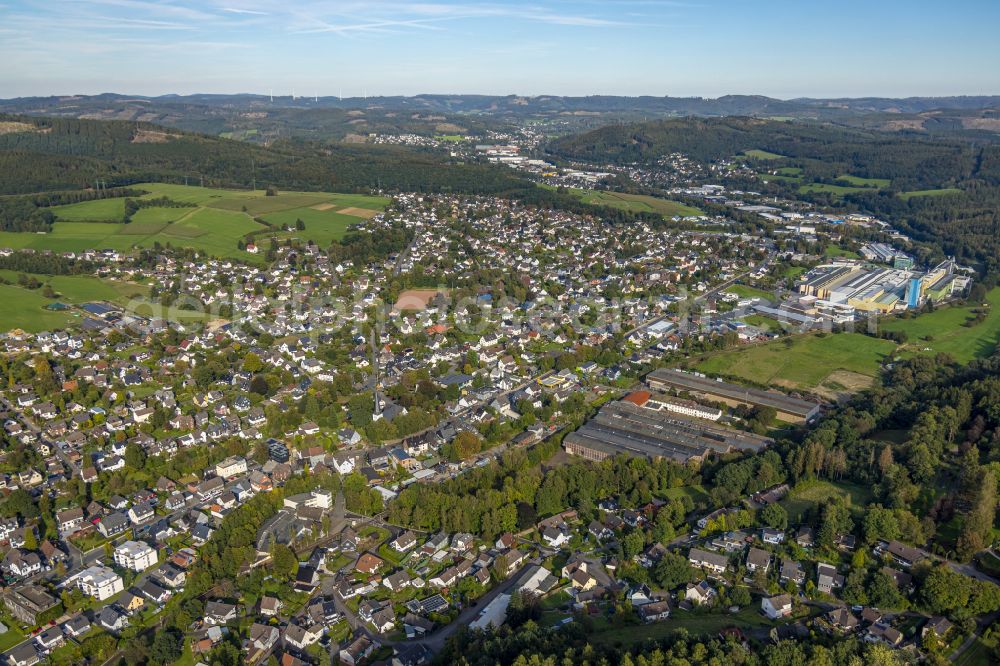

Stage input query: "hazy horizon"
[{"left": 2, "top": 0, "right": 999, "bottom": 99}]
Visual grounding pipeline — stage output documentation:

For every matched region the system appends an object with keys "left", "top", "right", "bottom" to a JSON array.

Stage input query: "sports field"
[
  {"left": 693, "top": 332, "right": 896, "bottom": 392},
  {"left": 879, "top": 288, "right": 1000, "bottom": 363},
  {"left": 0, "top": 183, "right": 390, "bottom": 260}
]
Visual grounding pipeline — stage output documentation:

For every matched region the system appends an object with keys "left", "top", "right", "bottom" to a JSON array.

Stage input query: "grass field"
[
  {"left": 780, "top": 480, "right": 873, "bottom": 523},
  {"left": 726, "top": 284, "right": 776, "bottom": 301},
  {"left": 0, "top": 183, "right": 390, "bottom": 260},
  {"left": 898, "top": 188, "right": 962, "bottom": 200},
  {"left": 761, "top": 173, "right": 803, "bottom": 184},
  {"left": 740, "top": 149, "right": 784, "bottom": 160},
  {"left": 0, "top": 284, "right": 81, "bottom": 331},
  {"left": 129, "top": 206, "right": 191, "bottom": 226},
  {"left": 0, "top": 270, "right": 149, "bottom": 332},
  {"left": 693, "top": 332, "right": 896, "bottom": 393},
  {"left": 739, "top": 314, "right": 783, "bottom": 331},
  {"left": 799, "top": 183, "right": 871, "bottom": 197},
  {"left": 879, "top": 288, "right": 1000, "bottom": 363},
  {"left": 588, "top": 607, "right": 774, "bottom": 645},
  {"left": 261, "top": 207, "right": 363, "bottom": 245},
  {"left": 576, "top": 190, "right": 703, "bottom": 218},
  {"left": 51, "top": 198, "right": 126, "bottom": 221},
  {"left": 836, "top": 174, "right": 891, "bottom": 188},
  {"left": 824, "top": 246, "right": 861, "bottom": 259}
]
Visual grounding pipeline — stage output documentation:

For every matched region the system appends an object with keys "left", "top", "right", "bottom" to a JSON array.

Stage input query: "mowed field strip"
[
  {"left": 0, "top": 183, "right": 390, "bottom": 260},
  {"left": 692, "top": 332, "right": 897, "bottom": 392}
]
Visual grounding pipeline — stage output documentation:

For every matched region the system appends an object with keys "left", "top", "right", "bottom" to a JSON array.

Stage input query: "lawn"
[
  {"left": 899, "top": 188, "right": 962, "bottom": 200},
  {"left": 0, "top": 626, "right": 27, "bottom": 654},
  {"left": 577, "top": 190, "right": 703, "bottom": 218},
  {"left": 693, "top": 332, "right": 896, "bottom": 392},
  {"left": 780, "top": 480, "right": 873, "bottom": 524},
  {"left": 954, "top": 634, "right": 997, "bottom": 666},
  {"left": 726, "top": 284, "right": 776, "bottom": 302},
  {"left": 589, "top": 607, "right": 774, "bottom": 646},
  {"left": 824, "top": 246, "right": 861, "bottom": 259},
  {"left": 879, "top": 288, "right": 1000, "bottom": 363},
  {"left": 739, "top": 314, "right": 784, "bottom": 331},
  {"left": 663, "top": 484, "right": 710, "bottom": 506}
]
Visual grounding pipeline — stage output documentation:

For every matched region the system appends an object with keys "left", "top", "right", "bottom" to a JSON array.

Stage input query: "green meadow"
[
  {"left": 693, "top": 332, "right": 896, "bottom": 392},
  {"left": 836, "top": 174, "right": 890, "bottom": 188},
  {"left": 0, "top": 183, "right": 390, "bottom": 261},
  {"left": 879, "top": 288, "right": 1000, "bottom": 363},
  {"left": 740, "top": 149, "right": 784, "bottom": 160},
  {"left": 577, "top": 190, "right": 703, "bottom": 217},
  {"left": 898, "top": 188, "right": 962, "bottom": 200}
]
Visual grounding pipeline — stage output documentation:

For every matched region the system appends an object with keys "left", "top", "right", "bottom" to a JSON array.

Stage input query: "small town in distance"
[{"left": 1, "top": 2, "right": 1000, "bottom": 666}]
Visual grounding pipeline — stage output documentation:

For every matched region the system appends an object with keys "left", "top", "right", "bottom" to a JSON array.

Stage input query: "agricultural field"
[
  {"left": 50, "top": 197, "right": 126, "bottom": 221},
  {"left": 576, "top": 190, "right": 703, "bottom": 217},
  {"left": 0, "top": 183, "right": 390, "bottom": 260},
  {"left": 260, "top": 208, "right": 364, "bottom": 245},
  {"left": 879, "top": 288, "right": 1000, "bottom": 363},
  {"left": 692, "top": 332, "right": 896, "bottom": 394}
]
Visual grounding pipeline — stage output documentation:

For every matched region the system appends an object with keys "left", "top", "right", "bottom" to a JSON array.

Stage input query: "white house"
[
  {"left": 76, "top": 566, "right": 124, "bottom": 600},
  {"left": 761, "top": 594, "right": 792, "bottom": 620},
  {"left": 214, "top": 456, "right": 248, "bottom": 479},
  {"left": 113, "top": 541, "right": 158, "bottom": 572}
]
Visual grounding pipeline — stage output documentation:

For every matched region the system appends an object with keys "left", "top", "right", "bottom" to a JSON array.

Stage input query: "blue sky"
[{"left": 1, "top": 0, "right": 998, "bottom": 98}]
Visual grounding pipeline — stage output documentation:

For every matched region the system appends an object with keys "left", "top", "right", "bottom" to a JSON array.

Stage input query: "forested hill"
[
  {"left": 0, "top": 114, "right": 533, "bottom": 196},
  {"left": 547, "top": 117, "right": 1000, "bottom": 277},
  {"left": 546, "top": 117, "right": 997, "bottom": 186}
]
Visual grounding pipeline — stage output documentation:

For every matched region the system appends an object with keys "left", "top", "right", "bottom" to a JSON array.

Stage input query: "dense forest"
[{"left": 546, "top": 117, "right": 995, "bottom": 189}]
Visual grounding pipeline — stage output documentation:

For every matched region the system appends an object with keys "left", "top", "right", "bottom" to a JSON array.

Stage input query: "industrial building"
[
  {"left": 563, "top": 398, "right": 772, "bottom": 464},
  {"left": 646, "top": 368, "right": 821, "bottom": 423},
  {"left": 797, "top": 260, "right": 967, "bottom": 312}
]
